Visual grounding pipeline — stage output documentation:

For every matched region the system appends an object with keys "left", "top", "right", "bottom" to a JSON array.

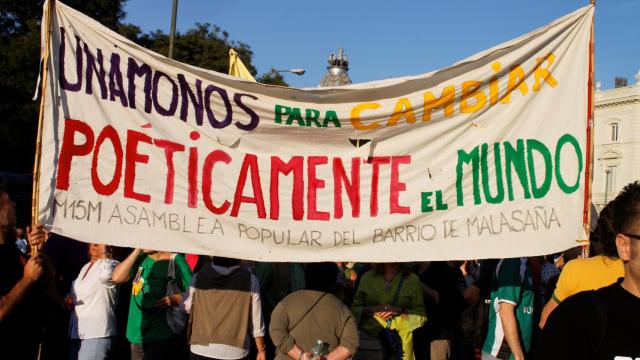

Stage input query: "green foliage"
[
  {"left": 0, "top": 0, "right": 127, "bottom": 174},
  {"left": 119, "top": 23, "right": 258, "bottom": 76},
  {"left": 0, "top": 2, "right": 262, "bottom": 174}
]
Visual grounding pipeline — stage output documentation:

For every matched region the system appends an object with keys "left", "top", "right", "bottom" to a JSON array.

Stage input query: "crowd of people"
[{"left": 1, "top": 180, "right": 639, "bottom": 360}]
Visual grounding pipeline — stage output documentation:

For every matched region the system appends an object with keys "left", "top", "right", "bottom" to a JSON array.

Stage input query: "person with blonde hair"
[{"left": 67, "top": 243, "right": 120, "bottom": 360}]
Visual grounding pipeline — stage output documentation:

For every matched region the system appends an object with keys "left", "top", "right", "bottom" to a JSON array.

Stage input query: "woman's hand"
[
  {"left": 365, "top": 304, "right": 385, "bottom": 315},
  {"left": 371, "top": 304, "right": 402, "bottom": 320},
  {"left": 153, "top": 293, "right": 182, "bottom": 309}
]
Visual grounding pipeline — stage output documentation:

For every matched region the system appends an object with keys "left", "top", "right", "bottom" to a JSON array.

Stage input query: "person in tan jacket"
[{"left": 270, "top": 262, "right": 358, "bottom": 360}]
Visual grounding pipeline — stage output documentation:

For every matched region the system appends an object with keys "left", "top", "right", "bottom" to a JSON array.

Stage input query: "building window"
[
  {"left": 604, "top": 166, "right": 616, "bottom": 202},
  {"left": 610, "top": 123, "right": 619, "bottom": 142}
]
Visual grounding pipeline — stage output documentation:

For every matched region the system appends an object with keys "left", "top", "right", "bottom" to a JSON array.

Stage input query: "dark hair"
[
  {"left": 543, "top": 253, "right": 562, "bottom": 264},
  {"left": 612, "top": 181, "right": 640, "bottom": 233},
  {"left": 372, "top": 263, "right": 411, "bottom": 278},
  {"left": 305, "top": 262, "right": 339, "bottom": 292},
  {"left": 104, "top": 245, "right": 114, "bottom": 259},
  {"left": 562, "top": 247, "right": 582, "bottom": 262},
  {"left": 594, "top": 201, "right": 619, "bottom": 258},
  {"left": 212, "top": 256, "right": 241, "bottom": 267},
  {"left": 110, "top": 246, "right": 130, "bottom": 261},
  {"left": 598, "top": 181, "right": 640, "bottom": 258}
]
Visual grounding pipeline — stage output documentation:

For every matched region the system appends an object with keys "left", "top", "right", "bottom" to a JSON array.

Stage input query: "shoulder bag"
[{"left": 166, "top": 254, "right": 188, "bottom": 334}]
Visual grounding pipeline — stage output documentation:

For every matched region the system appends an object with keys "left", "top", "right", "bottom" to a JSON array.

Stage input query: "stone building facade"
[{"left": 592, "top": 72, "right": 640, "bottom": 208}]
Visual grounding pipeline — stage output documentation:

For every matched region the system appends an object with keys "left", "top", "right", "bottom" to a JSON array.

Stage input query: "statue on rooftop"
[{"left": 320, "top": 48, "right": 352, "bottom": 87}]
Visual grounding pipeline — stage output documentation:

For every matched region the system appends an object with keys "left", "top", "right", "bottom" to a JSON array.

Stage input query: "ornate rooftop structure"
[{"left": 319, "top": 48, "right": 352, "bottom": 87}]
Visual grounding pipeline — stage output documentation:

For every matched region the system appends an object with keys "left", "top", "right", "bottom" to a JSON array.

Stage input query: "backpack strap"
[
  {"left": 289, "top": 292, "right": 328, "bottom": 333},
  {"left": 166, "top": 253, "right": 177, "bottom": 280},
  {"left": 391, "top": 276, "right": 405, "bottom": 306}
]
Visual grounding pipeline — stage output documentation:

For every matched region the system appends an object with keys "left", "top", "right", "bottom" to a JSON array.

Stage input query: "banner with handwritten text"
[{"left": 38, "top": 1, "right": 594, "bottom": 261}]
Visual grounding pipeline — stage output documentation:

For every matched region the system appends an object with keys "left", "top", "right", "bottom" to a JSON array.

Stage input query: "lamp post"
[
  {"left": 168, "top": 0, "right": 178, "bottom": 59},
  {"left": 260, "top": 68, "right": 306, "bottom": 79}
]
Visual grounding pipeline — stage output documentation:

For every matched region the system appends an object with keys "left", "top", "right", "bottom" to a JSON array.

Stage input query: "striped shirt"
[{"left": 482, "top": 258, "right": 534, "bottom": 359}]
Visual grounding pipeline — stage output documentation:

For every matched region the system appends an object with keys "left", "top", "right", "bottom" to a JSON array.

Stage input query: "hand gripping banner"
[{"left": 38, "top": 1, "right": 594, "bottom": 261}]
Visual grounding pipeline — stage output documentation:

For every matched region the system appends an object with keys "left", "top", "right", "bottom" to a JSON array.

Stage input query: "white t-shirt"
[{"left": 69, "top": 259, "right": 120, "bottom": 339}]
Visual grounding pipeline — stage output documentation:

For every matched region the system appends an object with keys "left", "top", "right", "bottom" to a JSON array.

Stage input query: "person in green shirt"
[
  {"left": 255, "top": 262, "right": 305, "bottom": 318},
  {"left": 113, "top": 249, "right": 192, "bottom": 360},
  {"left": 352, "top": 263, "right": 426, "bottom": 360},
  {"left": 481, "top": 257, "right": 534, "bottom": 360}
]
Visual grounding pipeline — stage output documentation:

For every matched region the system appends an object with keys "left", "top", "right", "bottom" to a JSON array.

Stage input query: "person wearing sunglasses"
[{"left": 536, "top": 181, "right": 640, "bottom": 359}]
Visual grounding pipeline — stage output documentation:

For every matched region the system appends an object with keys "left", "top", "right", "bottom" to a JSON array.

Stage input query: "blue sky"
[{"left": 123, "top": 0, "right": 640, "bottom": 89}]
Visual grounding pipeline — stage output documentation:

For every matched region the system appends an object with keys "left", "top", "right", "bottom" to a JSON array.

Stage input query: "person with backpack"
[
  {"left": 112, "top": 249, "right": 192, "bottom": 360},
  {"left": 536, "top": 181, "right": 640, "bottom": 359}
]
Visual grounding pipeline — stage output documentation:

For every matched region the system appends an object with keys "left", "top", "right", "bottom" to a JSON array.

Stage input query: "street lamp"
[
  {"left": 168, "top": 0, "right": 178, "bottom": 59},
  {"left": 261, "top": 68, "right": 306, "bottom": 79}
]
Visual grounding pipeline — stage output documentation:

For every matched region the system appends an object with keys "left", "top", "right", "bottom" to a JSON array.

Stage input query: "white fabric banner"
[{"left": 39, "top": 1, "right": 594, "bottom": 261}]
